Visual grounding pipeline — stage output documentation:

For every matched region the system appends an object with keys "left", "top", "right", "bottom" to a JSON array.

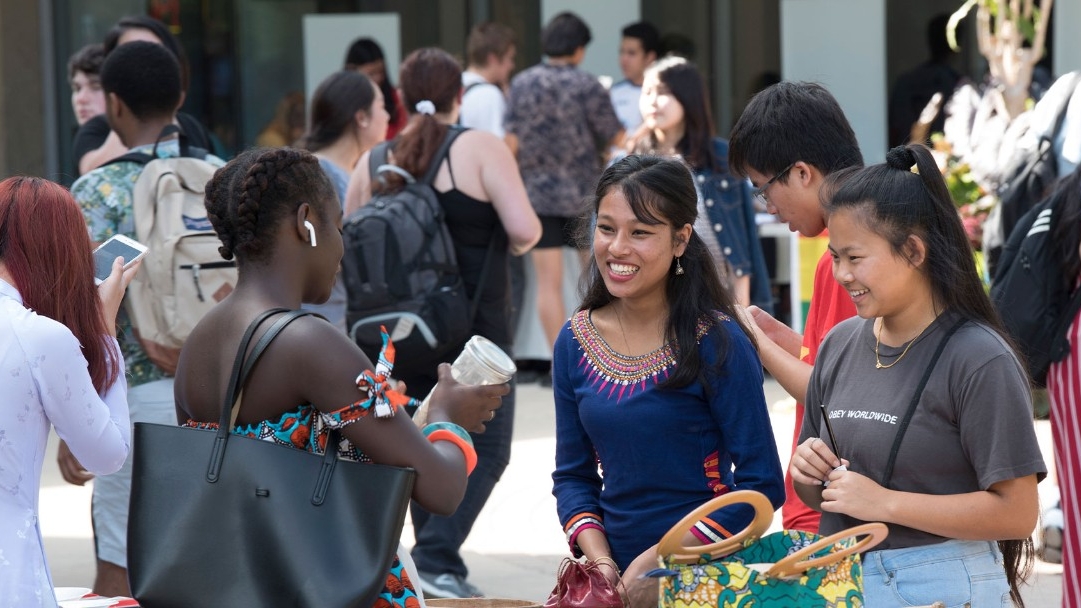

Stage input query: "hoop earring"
[
  {"left": 303, "top": 220, "right": 317, "bottom": 248},
  {"left": 674, "top": 256, "right": 684, "bottom": 276}
]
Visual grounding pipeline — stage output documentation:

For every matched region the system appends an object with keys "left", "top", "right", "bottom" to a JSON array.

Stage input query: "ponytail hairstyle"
[
  {"left": 204, "top": 147, "right": 336, "bottom": 264},
  {"left": 578, "top": 155, "right": 755, "bottom": 388},
  {"left": 0, "top": 177, "right": 120, "bottom": 394},
  {"left": 377, "top": 47, "right": 462, "bottom": 192},
  {"left": 299, "top": 70, "right": 377, "bottom": 153},
  {"left": 827, "top": 145, "right": 1032, "bottom": 606}
]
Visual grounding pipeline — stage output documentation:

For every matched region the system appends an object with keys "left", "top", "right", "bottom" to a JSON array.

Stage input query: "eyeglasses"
[{"left": 751, "top": 163, "right": 795, "bottom": 205}]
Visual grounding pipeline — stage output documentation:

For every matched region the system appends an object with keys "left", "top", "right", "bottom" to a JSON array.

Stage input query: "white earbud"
[{"left": 303, "top": 220, "right": 317, "bottom": 248}]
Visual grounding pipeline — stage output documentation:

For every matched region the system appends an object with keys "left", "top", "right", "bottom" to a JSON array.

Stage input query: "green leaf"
[{"left": 1019, "top": 8, "right": 1039, "bottom": 45}]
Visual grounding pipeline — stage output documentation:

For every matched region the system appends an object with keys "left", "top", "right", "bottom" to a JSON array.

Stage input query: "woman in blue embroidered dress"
[
  {"left": 551, "top": 155, "right": 785, "bottom": 606},
  {"left": 174, "top": 147, "right": 506, "bottom": 607}
]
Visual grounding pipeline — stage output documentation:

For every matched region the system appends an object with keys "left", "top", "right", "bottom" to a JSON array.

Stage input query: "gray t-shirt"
[{"left": 801, "top": 313, "right": 1047, "bottom": 550}]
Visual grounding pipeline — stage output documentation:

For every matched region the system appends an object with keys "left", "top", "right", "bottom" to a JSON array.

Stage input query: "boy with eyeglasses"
[{"left": 728, "top": 81, "right": 864, "bottom": 534}]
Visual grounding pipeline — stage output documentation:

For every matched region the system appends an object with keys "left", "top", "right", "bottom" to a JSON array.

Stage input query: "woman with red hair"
[{"left": 0, "top": 176, "right": 139, "bottom": 605}]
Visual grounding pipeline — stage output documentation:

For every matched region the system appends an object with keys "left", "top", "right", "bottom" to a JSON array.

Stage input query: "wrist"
[
  {"left": 592, "top": 555, "right": 620, "bottom": 574},
  {"left": 421, "top": 422, "right": 477, "bottom": 475}
]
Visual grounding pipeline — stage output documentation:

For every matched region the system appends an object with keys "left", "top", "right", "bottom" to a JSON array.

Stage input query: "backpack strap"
[
  {"left": 419, "top": 126, "right": 467, "bottom": 185},
  {"left": 369, "top": 126, "right": 467, "bottom": 188},
  {"left": 468, "top": 229, "right": 507, "bottom": 324},
  {"left": 101, "top": 124, "right": 210, "bottom": 168},
  {"left": 880, "top": 317, "right": 967, "bottom": 488},
  {"left": 457, "top": 82, "right": 497, "bottom": 126},
  {"left": 103, "top": 151, "right": 156, "bottom": 168},
  {"left": 368, "top": 141, "right": 396, "bottom": 189}
]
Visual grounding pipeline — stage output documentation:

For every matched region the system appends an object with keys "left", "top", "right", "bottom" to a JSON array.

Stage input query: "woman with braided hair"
[
  {"left": 175, "top": 146, "right": 506, "bottom": 605},
  {"left": 791, "top": 144, "right": 1045, "bottom": 606}
]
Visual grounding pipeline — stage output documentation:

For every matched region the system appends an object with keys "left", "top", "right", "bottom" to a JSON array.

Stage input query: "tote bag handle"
[
  {"left": 657, "top": 490, "right": 775, "bottom": 564},
  {"left": 766, "top": 522, "right": 888, "bottom": 578}
]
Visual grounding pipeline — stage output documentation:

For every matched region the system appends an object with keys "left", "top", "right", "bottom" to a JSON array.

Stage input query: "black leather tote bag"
[{"left": 128, "top": 309, "right": 416, "bottom": 607}]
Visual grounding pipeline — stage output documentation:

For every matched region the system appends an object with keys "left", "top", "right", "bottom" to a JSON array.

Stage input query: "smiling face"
[
  {"left": 640, "top": 71, "right": 685, "bottom": 137},
  {"left": 827, "top": 207, "right": 928, "bottom": 321},
  {"left": 744, "top": 163, "right": 827, "bottom": 237},
  {"left": 593, "top": 187, "right": 690, "bottom": 306}
]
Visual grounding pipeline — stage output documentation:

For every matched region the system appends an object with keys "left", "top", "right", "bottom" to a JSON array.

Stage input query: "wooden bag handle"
[
  {"left": 657, "top": 490, "right": 775, "bottom": 564},
  {"left": 766, "top": 522, "right": 888, "bottom": 578}
]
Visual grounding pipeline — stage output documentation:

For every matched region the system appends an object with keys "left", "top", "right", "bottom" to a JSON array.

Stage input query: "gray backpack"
[{"left": 341, "top": 126, "right": 470, "bottom": 373}]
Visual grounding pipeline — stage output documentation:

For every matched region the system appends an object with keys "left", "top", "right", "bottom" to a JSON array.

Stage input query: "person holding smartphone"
[
  {"left": 93, "top": 234, "right": 148, "bottom": 285},
  {"left": 0, "top": 176, "right": 140, "bottom": 604}
]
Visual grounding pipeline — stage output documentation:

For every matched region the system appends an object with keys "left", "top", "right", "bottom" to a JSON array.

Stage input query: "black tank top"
[
  {"left": 386, "top": 138, "right": 513, "bottom": 398},
  {"left": 436, "top": 152, "right": 510, "bottom": 349}
]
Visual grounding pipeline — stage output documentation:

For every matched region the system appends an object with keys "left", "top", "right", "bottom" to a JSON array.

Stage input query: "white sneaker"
[{"left": 416, "top": 571, "right": 485, "bottom": 599}]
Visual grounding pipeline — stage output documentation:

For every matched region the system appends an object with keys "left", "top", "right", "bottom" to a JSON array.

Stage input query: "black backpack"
[
  {"left": 988, "top": 71, "right": 1081, "bottom": 272},
  {"left": 341, "top": 126, "right": 473, "bottom": 370},
  {"left": 991, "top": 187, "right": 1081, "bottom": 387}
]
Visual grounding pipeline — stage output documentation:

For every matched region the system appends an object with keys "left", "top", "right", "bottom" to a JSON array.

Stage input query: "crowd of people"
[{"left": 0, "top": 6, "right": 1075, "bottom": 608}]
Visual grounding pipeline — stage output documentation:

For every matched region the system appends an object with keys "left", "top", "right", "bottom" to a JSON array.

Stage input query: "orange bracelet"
[{"left": 425, "top": 429, "right": 478, "bottom": 475}]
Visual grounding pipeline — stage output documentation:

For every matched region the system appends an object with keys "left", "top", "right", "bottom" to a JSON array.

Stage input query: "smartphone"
[{"left": 93, "top": 234, "right": 148, "bottom": 285}]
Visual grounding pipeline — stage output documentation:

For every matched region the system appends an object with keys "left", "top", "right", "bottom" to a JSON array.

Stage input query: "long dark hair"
[
  {"left": 299, "top": 70, "right": 377, "bottom": 153},
  {"left": 828, "top": 144, "right": 1032, "bottom": 606},
  {"left": 344, "top": 38, "right": 401, "bottom": 129},
  {"left": 376, "top": 48, "right": 461, "bottom": 192},
  {"left": 0, "top": 177, "right": 121, "bottom": 393},
  {"left": 579, "top": 155, "right": 755, "bottom": 388},
  {"left": 629, "top": 57, "right": 718, "bottom": 172}
]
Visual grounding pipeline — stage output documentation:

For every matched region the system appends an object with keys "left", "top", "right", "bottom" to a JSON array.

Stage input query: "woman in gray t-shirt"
[{"left": 791, "top": 144, "right": 1045, "bottom": 607}]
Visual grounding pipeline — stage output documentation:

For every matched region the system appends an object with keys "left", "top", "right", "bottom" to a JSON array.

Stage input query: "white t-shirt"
[
  {"left": 609, "top": 79, "right": 643, "bottom": 132},
  {"left": 460, "top": 70, "right": 507, "bottom": 138}
]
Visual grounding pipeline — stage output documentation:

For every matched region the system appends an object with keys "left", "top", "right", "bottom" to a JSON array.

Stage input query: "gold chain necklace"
[
  {"left": 614, "top": 305, "right": 665, "bottom": 354},
  {"left": 875, "top": 320, "right": 931, "bottom": 369}
]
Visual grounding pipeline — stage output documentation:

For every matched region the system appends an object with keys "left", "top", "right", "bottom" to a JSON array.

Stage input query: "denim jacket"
[{"left": 696, "top": 138, "right": 774, "bottom": 314}]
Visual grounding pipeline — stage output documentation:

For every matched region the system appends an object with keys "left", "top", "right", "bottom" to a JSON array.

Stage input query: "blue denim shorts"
[{"left": 861, "top": 539, "right": 1011, "bottom": 607}]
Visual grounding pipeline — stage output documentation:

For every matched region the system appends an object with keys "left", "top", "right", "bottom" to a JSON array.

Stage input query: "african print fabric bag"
[{"left": 652, "top": 490, "right": 887, "bottom": 608}]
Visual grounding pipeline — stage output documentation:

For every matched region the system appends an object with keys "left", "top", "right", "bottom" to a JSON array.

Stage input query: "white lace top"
[{"left": 0, "top": 278, "right": 130, "bottom": 607}]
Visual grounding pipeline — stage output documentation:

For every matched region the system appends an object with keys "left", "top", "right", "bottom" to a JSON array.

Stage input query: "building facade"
[{"left": 1, "top": 0, "right": 1078, "bottom": 183}]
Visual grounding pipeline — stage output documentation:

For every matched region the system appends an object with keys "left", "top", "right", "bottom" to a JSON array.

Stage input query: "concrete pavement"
[{"left": 42, "top": 378, "right": 1063, "bottom": 605}]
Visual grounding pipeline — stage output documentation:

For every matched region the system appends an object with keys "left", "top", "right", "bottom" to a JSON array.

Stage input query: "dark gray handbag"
[{"left": 128, "top": 308, "right": 416, "bottom": 607}]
